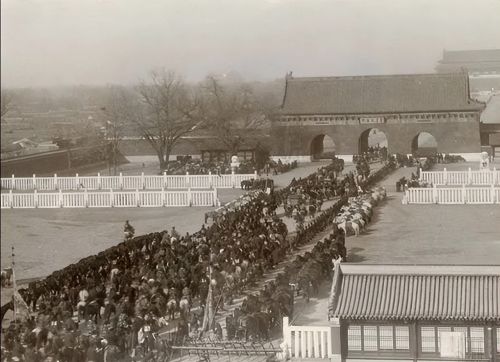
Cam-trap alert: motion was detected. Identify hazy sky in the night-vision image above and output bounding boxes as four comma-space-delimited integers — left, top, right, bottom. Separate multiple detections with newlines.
2, 0, 500, 88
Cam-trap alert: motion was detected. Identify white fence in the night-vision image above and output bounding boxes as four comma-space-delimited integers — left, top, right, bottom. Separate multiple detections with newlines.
282, 317, 333, 359
420, 168, 500, 186
404, 185, 500, 204
0, 171, 258, 191
1, 188, 219, 209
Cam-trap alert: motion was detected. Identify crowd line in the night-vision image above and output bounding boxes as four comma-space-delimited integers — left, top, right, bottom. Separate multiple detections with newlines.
1, 156, 397, 362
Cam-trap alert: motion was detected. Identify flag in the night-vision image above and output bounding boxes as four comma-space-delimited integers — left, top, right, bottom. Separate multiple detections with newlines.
13, 290, 31, 321
201, 267, 214, 332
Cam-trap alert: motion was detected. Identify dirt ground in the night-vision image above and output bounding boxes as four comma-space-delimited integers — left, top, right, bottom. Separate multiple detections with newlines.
0, 162, 332, 283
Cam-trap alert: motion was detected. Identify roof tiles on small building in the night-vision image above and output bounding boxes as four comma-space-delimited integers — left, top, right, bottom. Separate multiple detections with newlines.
329, 264, 500, 322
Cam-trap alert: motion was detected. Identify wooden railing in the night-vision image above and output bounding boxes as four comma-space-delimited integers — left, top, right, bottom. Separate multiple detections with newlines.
1, 188, 219, 209
0, 171, 258, 191
420, 168, 500, 186
282, 317, 333, 359
404, 185, 500, 204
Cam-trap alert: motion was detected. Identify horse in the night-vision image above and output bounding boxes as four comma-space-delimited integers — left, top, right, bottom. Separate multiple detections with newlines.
179, 297, 190, 320
244, 312, 271, 341
166, 298, 177, 320
337, 220, 360, 236
1, 268, 13, 287
1, 300, 13, 323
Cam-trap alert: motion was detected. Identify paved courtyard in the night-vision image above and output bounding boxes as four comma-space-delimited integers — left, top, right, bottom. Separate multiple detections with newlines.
293, 162, 500, 326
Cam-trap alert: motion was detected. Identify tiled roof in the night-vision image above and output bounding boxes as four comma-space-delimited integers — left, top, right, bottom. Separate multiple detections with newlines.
280, 73, 484, 115
440, 49, 500, 63
328, 264, 500, 322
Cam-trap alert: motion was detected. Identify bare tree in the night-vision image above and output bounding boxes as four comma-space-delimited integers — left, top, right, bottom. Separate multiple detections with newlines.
134, 70, 202, 170
200, 76, 270, 154
101, 86, 131, 175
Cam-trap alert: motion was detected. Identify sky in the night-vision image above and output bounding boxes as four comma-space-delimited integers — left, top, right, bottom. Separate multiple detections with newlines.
1, 0, 500, 88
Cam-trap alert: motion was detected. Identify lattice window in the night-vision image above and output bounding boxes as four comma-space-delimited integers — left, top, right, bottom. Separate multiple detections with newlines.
395, 326, 410, 350
421, 327, 436, 352
347, 325, 362, 351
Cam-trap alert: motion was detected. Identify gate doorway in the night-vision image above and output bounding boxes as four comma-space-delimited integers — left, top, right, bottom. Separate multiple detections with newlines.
412, 132, 437, 156
358, 128, 388, 155
310, 135, 336, 160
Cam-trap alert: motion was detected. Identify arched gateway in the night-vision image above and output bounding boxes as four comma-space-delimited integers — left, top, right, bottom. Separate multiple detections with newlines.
412, 132, 438, 156
271, 72, 484, 161
310, 134, 335, 160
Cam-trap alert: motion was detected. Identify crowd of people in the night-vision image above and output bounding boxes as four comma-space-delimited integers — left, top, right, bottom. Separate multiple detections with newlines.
1, 155, 397, 362
162, 158, 298, 176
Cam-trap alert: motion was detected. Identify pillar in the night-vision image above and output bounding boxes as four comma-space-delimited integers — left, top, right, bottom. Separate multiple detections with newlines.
33, 174, 37, 190
141, 172, 145, 190
443, 168, 448, 185
97, 172, 102, 190
136, 188, 140, 207
76, 173, 80, 190
329, 318, 342, 362
187, 187, 192, 207
11, 174, 15, 190
119, 173, 123, 190
54, 174, 58, 190
34, 189, 38, 208
163, 171, 167, 189
231, 170, 236, 188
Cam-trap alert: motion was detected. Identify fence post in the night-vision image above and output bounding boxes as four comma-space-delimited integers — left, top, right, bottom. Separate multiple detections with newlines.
84, 189, 89, 208
33, 174, 37, 190
76, 173, 80, 190
186, 172, 190, 189
34, 189, 39, 208
161, 187, 166, 207
419, 168, 422, 181
110, 189, 114, 207
119, 173, 123, 190
188, 187, 192, 206
9, 190, 13, 208
59, 189, 63, 208
231, 171, 236, 188
163, 172, 167, 189
494, 167, 498, 185
254, 170, 258, 179
212, 187, 218, 206
97, 173, 102, 190
209, 171, 213, 189
491, 185, 496, 204
141, 172, 145, 190
11, 174, 15, 190
54, 174, 58, 190
462, 184, 467, 204
467, 167, 472, 185
433, 184, 438, 204
282, 317, 291, 358
443, 168, 447, 185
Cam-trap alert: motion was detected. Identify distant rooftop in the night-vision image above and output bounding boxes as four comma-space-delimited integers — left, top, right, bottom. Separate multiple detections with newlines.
440, 49, 500, 63
436, 49, 500, 74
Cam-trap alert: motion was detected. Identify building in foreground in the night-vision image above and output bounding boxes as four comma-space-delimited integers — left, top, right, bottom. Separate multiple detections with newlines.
327, 264, 500, 361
